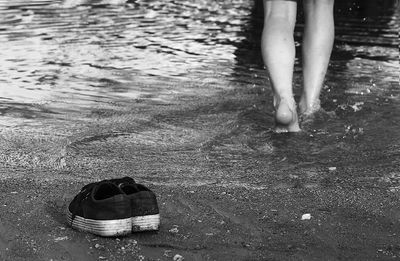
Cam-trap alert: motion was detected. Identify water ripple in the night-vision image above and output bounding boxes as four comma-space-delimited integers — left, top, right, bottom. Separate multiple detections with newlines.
0, 0, 398, 118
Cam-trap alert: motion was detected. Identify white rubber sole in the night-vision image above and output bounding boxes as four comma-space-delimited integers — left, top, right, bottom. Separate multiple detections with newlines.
67, 211, 160, 236
67, 210, 131, 237
132, 214, 160, 232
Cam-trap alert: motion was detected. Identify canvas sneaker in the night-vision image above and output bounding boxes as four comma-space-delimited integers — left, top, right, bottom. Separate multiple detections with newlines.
119, 183, 160, 232
67, 181, 132, 237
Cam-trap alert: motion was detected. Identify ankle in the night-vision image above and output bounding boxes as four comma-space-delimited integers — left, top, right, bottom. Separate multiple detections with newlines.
274, 95, 296, 110
299, 97, 321, 114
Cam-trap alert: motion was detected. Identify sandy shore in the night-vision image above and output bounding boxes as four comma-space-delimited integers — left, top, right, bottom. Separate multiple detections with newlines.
1, 80, 400, 261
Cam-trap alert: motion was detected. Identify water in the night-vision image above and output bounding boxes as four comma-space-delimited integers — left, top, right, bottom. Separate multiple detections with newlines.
0, 0, 399, 172
0, 0, 252, 111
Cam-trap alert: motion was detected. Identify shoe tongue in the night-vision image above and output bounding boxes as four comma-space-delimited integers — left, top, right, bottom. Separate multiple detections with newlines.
93, 182, 121, 200
120, 184, 140, 195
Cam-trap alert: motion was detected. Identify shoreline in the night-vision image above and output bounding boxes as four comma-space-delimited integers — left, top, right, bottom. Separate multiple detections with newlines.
1, 81, 399, 260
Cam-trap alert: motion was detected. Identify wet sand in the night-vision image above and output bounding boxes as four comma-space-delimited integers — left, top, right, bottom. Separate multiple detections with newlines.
1, 78, 400, 260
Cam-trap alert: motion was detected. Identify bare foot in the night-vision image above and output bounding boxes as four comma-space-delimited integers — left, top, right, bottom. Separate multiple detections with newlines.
299, 98, 322, 128
274, 97, 300, 133
299, 98, 321, 116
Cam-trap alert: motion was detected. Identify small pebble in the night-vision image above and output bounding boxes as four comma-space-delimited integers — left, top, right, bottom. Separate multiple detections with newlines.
54, 236, 68, 242
128, 239, 137, 245
164, 250, 172, 257
173, 254, 184, 261
169, 227, 179, 233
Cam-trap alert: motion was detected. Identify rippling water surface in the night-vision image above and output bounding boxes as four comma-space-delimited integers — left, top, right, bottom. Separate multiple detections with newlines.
0, 0, 398, 112
0, 0, 399, 169
0, 0, 254, 109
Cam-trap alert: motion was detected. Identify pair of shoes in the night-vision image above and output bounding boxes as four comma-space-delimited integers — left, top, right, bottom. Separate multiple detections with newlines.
67, 177, 160, 237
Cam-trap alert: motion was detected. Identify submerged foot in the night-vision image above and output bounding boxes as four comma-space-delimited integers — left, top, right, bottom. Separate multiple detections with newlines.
274, 97, 300, 133
299, 98, 321, 116
299, 98, 321, 125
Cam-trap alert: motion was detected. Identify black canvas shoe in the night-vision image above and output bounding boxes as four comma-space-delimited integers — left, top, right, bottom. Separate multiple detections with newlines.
119, 183, 160, 232
67, 181, 131, 237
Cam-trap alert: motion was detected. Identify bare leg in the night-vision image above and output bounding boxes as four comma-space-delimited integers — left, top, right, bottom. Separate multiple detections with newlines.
300, 0, 335, 115
261, 0, 300, 132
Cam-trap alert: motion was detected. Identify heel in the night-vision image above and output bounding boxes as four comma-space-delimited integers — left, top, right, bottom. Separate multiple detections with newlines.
273, 97, 300, 132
